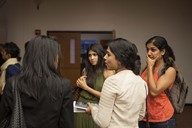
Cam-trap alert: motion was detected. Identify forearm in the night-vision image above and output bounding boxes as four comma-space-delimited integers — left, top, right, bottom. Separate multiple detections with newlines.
77, 75, 102, 98
147, 68, 159, 97
85, 86, 101, 98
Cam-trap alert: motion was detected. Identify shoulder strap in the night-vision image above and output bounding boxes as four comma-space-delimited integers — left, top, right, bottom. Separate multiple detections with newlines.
158, 64, 166, 77
158, 64, 177, 112
10, 77, 27, 128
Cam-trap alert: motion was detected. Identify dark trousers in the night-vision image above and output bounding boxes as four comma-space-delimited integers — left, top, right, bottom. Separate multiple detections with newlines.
139, 117, 176, 128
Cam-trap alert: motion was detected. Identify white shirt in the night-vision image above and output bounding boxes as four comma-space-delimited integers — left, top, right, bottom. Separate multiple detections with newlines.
91, 70, 148, 128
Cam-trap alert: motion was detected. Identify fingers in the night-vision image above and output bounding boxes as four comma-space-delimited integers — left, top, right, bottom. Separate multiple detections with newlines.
76, 79, 81, 87
79, 76, 87, 80
76, 79, 84, 88
76, 82, 79, 87
86, 103, 92, 114
76, 76, 87, 88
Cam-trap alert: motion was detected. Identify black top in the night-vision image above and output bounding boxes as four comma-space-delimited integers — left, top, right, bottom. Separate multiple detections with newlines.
0, 76, 74, 128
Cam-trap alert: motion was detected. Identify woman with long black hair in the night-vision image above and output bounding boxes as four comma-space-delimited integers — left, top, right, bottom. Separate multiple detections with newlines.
0, 35, 74, 128
74, 43, 114, 128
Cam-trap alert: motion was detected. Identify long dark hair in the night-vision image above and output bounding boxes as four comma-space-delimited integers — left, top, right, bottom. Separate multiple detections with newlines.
145, 36, 176, 72
108, 38, 139, 74
19, 35, 64, 101
84, 43, 106, 87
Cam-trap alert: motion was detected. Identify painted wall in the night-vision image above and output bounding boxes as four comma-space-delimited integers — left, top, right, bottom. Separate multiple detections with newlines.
1, 0, 192, 103
0, 4, 6, 43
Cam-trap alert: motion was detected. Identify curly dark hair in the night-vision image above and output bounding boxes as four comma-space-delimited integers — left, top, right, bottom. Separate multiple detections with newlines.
3, 42, 21, 61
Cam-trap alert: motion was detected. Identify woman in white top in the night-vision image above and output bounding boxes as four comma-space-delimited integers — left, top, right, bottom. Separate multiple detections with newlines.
86, 38, 148, 128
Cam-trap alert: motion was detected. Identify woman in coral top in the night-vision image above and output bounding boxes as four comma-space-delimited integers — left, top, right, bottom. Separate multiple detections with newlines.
139, 36, 177, 128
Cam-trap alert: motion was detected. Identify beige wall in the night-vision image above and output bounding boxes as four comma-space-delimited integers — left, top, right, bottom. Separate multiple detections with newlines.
0, 4, 6, 43
0, 0, 192, 103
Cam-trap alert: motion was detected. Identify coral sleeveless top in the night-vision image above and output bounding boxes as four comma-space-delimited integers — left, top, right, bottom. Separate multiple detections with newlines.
141, 69, 174, 122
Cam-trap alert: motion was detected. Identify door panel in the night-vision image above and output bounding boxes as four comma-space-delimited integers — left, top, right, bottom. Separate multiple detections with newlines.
48, 32, 81, 86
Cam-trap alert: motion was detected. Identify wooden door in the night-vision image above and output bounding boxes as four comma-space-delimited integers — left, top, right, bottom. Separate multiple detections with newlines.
48, 32, 81, 86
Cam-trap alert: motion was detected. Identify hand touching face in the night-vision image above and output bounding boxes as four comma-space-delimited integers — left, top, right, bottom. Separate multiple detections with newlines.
146, 54, 159, 68
146, 42, 165, 68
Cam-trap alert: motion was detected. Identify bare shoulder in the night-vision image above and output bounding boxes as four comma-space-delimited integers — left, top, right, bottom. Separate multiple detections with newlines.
161, 66, 177, 81
165, 67, 176, 75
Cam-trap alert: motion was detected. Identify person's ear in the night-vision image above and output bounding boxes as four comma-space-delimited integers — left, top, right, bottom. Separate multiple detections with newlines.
161, 49, 165, 56
6, 53, 11, 59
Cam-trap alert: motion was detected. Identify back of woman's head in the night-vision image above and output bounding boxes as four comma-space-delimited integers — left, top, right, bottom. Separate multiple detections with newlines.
108, 38, 138, 72
145, 36, 175, 67
86, 43, 105, 70
21, 36, 63, 100
23, 35, 60, 77
3, 42, 21, 61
